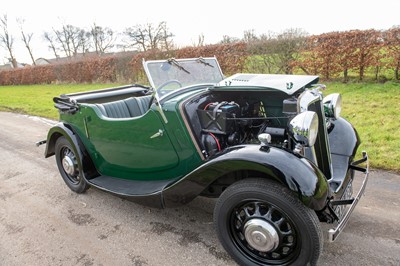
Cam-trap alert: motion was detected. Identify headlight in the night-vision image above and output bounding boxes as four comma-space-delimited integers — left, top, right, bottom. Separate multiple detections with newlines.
323, 93, 342, 119
289, 111, 319, 147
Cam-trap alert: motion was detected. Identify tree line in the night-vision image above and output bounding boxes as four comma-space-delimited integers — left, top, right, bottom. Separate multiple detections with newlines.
1, 12, 399, 83
243, 27, 400, 81
296, 28, 400, 81
0, 42, 247, 85
0, 14, 174, 66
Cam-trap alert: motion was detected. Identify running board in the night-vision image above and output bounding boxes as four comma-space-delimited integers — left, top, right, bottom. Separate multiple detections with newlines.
88, 175, 172, 197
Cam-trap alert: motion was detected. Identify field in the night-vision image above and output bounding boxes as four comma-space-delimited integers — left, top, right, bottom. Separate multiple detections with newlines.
0, 83, 123, 119
0, 82, 398, 172
324, 82, 399, 172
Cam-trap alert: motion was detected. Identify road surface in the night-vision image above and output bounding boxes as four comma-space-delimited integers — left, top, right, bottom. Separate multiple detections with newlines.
0, 111, 399, 265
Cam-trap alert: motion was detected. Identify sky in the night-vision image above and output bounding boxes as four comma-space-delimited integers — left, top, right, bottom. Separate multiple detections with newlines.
1, 0, 400, 64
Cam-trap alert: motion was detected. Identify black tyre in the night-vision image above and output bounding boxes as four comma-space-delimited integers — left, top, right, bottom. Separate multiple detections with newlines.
214, 178, 323, 266
55, 136, 89, 193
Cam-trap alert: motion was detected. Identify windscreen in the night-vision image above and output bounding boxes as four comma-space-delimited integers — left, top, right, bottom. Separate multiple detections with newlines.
144, 57, 224, 90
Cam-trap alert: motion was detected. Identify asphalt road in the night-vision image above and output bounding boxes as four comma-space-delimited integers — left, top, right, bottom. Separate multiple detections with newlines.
0, 111, 399, 266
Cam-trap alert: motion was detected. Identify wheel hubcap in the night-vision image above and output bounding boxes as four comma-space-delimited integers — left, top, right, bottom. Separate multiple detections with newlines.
244, 219, 279, 252
62, 153, 77, 176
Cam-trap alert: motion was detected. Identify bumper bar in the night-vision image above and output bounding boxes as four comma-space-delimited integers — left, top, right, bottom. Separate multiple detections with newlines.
328, 151, 369, 242
36, 140, 47, 147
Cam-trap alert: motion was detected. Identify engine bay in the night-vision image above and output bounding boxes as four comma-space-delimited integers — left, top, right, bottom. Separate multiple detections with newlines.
184, 91, 296, 157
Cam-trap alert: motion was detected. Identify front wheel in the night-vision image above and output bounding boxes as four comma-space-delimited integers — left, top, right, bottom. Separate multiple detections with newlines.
55, 136, 89, 193
214, 178, 323, 266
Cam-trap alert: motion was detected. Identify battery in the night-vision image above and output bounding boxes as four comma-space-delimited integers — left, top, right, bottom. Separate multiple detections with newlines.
198, 102, 240, 135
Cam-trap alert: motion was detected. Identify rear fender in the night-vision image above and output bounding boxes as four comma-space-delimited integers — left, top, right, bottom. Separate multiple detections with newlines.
45, 123, 98, 179
163, 145, 329, 210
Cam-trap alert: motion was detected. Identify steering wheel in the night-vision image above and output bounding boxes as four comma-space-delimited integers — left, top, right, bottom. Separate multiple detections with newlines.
156, 80, 182, 96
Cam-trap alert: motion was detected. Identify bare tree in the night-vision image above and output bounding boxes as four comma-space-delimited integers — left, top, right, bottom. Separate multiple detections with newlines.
90, 23, 115, 54
77, 29, 91, 54
246, 32, 280, 73
123, 21, 174, 52
43, 24, 90, 59
243, 29, 258, 43
146, 23, 158, 50
18, 18, 35, 65
53, 25, 72, 57
124, 25, 146, 51
274, 28, 308, 74
220, 35, 240, 44
53, 24, 88, 58
196, 33, 205, 47
0, 14, 17, 67
158, 22, 174, 51
43, 31, 60, 59
245, 29, 308, 74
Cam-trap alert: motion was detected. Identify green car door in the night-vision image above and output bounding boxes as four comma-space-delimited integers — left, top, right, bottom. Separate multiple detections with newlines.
84, 108, 179, 180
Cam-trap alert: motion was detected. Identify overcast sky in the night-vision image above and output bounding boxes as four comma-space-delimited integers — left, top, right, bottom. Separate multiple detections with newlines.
2, 0, 400, 64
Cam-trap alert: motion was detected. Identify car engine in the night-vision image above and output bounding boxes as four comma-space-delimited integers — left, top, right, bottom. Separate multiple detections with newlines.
191, 95, 290, 157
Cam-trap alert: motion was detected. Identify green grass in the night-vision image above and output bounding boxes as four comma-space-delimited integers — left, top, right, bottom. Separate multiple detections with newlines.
0, 84, 122, 120
0, 82, 399, 172
325, 81, 400, 172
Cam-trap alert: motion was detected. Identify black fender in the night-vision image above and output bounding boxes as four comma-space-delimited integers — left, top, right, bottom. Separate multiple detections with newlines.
44, 123, 98, 179
327, 117, 361, 194
329, 117, 360, 157
162, 145, 329, 210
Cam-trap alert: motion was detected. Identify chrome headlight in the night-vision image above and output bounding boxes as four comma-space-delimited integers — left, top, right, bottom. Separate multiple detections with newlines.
289, 111, 319, 147
323, 93, 342, 119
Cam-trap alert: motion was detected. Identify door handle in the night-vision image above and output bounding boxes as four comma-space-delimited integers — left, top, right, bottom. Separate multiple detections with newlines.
150, 129, 164, 139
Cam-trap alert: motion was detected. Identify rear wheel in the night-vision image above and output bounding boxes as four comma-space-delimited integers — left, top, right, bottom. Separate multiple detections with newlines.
55, 136, 89, 193
214, 178, 323, 266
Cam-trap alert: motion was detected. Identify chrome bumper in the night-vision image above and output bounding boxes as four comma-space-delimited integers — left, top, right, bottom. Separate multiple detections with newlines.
328, 151, 369, 242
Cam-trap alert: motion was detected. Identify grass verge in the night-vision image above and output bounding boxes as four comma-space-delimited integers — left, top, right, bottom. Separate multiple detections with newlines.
325, 82, 399, 172
0, 84, 122, 119
0, 82, 398, 172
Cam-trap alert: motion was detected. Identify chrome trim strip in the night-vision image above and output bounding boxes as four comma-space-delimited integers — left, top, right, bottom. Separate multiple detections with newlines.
142, 58, 156, 89
328, 151, 369, 242
298, 89, 333, 179
298, 90, 321, 113
83, 116, 90, 139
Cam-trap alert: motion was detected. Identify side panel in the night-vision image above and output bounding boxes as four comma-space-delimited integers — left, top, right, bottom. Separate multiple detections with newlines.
44, 123, 165, 208
62, 101, 204, 182
162, 145, 329, 211
79, 106, 180, 179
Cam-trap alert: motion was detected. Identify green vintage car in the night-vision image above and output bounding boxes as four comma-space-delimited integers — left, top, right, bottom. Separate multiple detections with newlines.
39, 57, 369, 265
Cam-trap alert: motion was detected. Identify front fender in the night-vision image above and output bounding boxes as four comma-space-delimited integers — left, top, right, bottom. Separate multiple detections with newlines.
329, 117, 360, 157
163, 145, 329, 210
